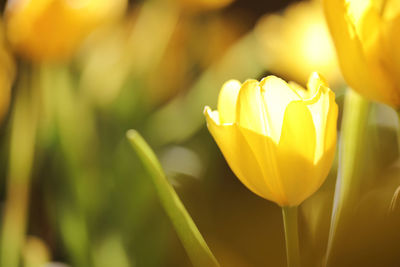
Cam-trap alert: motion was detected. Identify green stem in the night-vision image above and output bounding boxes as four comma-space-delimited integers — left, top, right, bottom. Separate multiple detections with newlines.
126, 130, 220, 267
0, 66, 39, 267
51, 64, 93, 267
390, 110, 400, 213
396, 110, 400, 154
325, 89, 370, 266
282, 206, 301, 267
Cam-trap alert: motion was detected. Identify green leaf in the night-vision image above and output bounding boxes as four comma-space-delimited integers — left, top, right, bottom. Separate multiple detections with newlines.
126, 130, 220, 267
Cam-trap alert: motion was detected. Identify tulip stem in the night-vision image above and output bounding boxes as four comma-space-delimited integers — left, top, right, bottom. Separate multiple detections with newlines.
0, 65, 39, 267
325, 89, 370, 266
282, 206, 301, 267
396, 110, 400, 154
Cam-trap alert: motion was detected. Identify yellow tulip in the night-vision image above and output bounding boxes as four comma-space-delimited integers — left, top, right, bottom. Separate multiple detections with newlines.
255, 0, 343, 88
5, 0, 127, 62
0, 20, 15, 124
204, 73, 338, 206
177, 0, 234, 11
323, 0, 400, 107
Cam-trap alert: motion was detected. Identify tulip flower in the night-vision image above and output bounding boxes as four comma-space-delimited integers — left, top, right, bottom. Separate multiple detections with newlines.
204, 72, 338, 207
4, 0, 127, 61
323, 0, 400, 107
0, 20, 15, 123
255, 0, 343, 88
177, 0, 234, 11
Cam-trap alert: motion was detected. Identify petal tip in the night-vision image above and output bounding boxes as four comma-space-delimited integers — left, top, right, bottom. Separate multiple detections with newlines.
260, 75, 288, 88
222, 79, 242, 88
204, 106, 221, 126
308, 72, 328, 89
203, 106, 211, 115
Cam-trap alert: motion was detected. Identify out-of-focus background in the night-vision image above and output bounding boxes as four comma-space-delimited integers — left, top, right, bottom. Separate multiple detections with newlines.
0, 0, 400, 266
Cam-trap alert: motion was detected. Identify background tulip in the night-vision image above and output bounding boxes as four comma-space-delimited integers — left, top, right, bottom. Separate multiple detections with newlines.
4, 0, 127, 61
255, 0, 343, 88
177, 0, 234, 11
323, 0, 400, 107
204, 72, 338, 207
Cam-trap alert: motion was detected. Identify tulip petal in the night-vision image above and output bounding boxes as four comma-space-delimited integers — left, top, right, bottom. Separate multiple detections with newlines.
310, 88, 338, 161
381, 0, 400, 20
307, 72, 328, 97
323, 0, 399, 106
323, 91, 338, 152
260, 76, 301, 143
304, 73, 338, 162
309, 89, 338, 189
381, 7, 400, 92
308, 145, 337, 208
236, 80, 268, 136
323, 0, 370, 91
217, 80, 241, 124
305, 87, 337, 197
277, 100, 317, 206
204, 107, 274, 201
238, 126, 286, 205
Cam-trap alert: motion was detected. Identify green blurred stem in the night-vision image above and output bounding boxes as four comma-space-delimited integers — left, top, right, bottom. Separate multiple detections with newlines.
325, 89, 370, 266
395, 110, 400, 212
396, 110, 400, 154
1, 67, 39, 267
50, 64, 94, 267
126, 130, 220, 267
282, 206, 300, 267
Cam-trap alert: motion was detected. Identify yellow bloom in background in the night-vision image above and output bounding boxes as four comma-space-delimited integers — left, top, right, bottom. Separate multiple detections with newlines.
255, 0, 343, 88
5, 0, 127, 62
204, 73, 338, 206
0, 19, 15, 123
177, 0, 234, 11
323, 0, 400, 107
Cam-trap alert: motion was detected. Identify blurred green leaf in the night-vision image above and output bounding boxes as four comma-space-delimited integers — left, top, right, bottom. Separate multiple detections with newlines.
126, 130, 219, 267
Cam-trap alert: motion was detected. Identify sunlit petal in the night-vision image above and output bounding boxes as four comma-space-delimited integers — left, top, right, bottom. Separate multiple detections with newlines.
276, 100, 316, 206
260, 76, 300, 143
217, 80, 241, 124
236, 80, 268, 135
204, 107, 274, 200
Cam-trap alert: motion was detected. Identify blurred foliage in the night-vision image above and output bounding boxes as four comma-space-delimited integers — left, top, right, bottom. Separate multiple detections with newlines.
0, 0, 399, 267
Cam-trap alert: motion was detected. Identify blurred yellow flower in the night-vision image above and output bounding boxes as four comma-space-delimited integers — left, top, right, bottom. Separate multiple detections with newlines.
148, 13, 246, 105
5, 0, 127, 62
255, 0, 343, 88
204, 73, 338, 206
177, 0, 234, 11
323, 0, 400, 107
23, 236, 50, 267
0, 20, 15, 123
